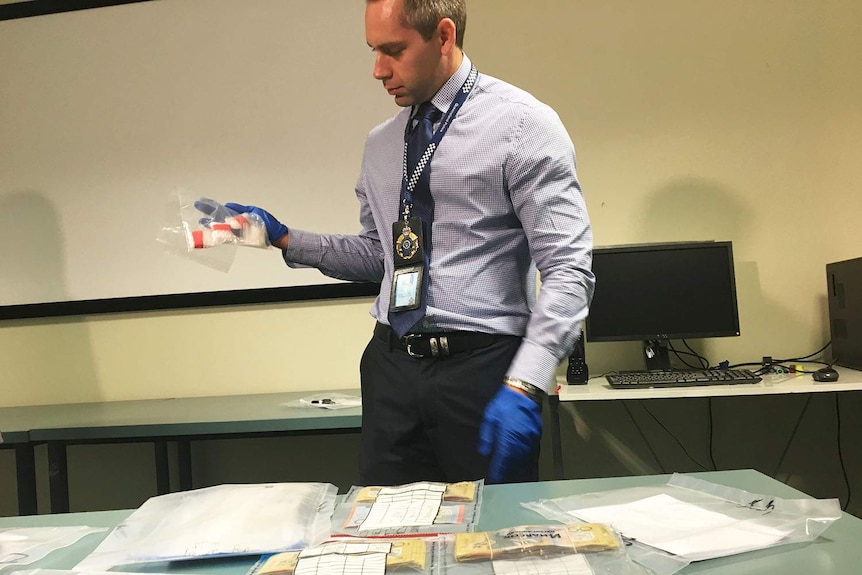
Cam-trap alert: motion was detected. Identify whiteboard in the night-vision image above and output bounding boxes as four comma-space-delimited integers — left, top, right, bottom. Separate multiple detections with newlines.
0, 0, 393, 315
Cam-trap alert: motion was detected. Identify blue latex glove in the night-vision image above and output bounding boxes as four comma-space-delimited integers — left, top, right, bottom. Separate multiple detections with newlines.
224, 202, 289, 245
194, 197, 234, 230
478, 385, 542, 484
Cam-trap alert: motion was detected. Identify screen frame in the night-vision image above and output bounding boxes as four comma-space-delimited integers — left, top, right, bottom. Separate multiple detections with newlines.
585, 240, 741, 343
1, 0, 387, 321
0, 282, 381, 321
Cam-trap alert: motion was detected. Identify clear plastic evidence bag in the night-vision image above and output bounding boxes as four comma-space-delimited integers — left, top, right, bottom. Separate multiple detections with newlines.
330, 480, 484, 537
74, 482, 337, 571
522, 473, 841, 575
248, 522, 650, 575
156, 191, 269, 272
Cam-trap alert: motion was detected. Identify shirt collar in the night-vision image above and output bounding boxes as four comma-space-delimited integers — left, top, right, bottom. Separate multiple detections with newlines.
413, 54, 473, 119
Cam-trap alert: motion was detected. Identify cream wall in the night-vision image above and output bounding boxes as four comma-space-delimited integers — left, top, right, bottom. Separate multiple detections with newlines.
1, 0, 861, 514
2, 0, 860, 405
468, 0, 862, 372
0, 300, 374, 406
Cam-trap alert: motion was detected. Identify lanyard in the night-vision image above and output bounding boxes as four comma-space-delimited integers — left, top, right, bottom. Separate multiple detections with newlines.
400, 65, 479, 221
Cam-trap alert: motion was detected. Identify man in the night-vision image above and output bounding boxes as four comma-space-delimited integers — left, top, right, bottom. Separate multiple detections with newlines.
224, 0, 593, 485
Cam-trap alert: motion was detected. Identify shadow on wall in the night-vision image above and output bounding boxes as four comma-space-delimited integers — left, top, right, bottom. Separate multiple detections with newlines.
0, 191, 69, 306
0, 191, 100, 513
587, 177, 808, 372
632, 177, 756, 246
589, 177, 840, 498
632, 176, 808, 364
569, 178, 834, 482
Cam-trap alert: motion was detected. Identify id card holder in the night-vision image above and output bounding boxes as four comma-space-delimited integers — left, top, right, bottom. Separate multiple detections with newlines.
390, 217, 425, 312
390, 265, 424, 311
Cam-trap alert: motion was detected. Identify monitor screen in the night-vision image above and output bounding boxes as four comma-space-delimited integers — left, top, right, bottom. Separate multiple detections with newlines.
585, 241, 741, 343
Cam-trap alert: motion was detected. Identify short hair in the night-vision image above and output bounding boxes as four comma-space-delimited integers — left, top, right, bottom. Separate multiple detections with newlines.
369, 0, 467, 48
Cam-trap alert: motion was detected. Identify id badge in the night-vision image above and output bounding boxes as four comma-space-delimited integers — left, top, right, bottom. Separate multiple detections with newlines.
392, 217, 425, 267
390, 265, 423, 311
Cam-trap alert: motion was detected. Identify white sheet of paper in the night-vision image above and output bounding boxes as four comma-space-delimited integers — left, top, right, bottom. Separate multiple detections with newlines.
294, 553, 386, 575
492, 554, 594, 575
569, 493, 790, 561
358, 483, 445, 531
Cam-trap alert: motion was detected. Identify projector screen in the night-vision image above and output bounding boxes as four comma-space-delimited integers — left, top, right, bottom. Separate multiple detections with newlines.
0, 0, 393, 318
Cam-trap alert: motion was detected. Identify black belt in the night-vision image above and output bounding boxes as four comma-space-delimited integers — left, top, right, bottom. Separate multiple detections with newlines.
374, 322, 503, 359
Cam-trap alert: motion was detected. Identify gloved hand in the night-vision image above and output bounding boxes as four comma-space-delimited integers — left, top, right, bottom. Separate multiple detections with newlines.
478, 385, 542, 484
193, 197, 234, 229
224, 202, 289, 246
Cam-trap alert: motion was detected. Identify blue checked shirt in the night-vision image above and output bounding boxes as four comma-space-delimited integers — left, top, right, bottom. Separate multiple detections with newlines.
284, 55, 594, 393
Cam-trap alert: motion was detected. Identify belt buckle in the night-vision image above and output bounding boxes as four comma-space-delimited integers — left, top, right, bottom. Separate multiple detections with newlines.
403, 334, 449, 358
403, 334, 426, 358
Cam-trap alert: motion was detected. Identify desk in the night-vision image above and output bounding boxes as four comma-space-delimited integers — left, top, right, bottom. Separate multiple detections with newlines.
558, 365, 862, 402
554, 366, 862, 501
0, 410, 37, 516
4, 390, 570, 516
1, 389, 362, 515
1, 470, 860, 574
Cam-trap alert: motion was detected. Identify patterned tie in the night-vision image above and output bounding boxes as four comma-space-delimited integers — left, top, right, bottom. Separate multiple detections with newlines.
389, 102, 441, 337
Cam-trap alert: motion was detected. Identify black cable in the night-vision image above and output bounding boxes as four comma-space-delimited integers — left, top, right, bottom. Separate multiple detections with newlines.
770, 363, 822, 375
707, 397, 717, 471
668, 347, 701, 369
622, 401, 666, 473
772, 394, 813, 480
682, 339, 710, 369
835, 393, 851, 511
782, 341, 833, 363
726, 341, 833, 371
640, 402, 711, 471
668, 340, 708, 369
724, 361, 768, 370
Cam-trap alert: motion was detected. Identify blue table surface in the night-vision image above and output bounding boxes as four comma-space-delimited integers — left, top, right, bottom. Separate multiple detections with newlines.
1, 469, 860, 575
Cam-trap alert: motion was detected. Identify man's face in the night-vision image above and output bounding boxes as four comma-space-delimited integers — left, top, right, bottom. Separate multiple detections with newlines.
366, 0, 442, 107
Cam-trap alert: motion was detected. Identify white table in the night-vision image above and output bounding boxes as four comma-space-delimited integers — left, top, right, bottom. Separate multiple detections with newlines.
558, 365, 862, 401
553, 365, 862, 483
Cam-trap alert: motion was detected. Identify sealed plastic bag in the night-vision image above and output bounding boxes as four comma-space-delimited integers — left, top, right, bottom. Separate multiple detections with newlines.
330, 481, 483, 537
184, 196, 269, 250
250, 538, 434, 575
74, 482, 337, 571
0, 527, 106, 569
156, 190, 268, 272
523, 473, 841, 575
17, 571, 170, 575
438, 523, 651, 575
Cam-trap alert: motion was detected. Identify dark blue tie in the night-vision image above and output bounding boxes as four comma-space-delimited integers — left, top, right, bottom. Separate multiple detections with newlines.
389, 102, 440, 337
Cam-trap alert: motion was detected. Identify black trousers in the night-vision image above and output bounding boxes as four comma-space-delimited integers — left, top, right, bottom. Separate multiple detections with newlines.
358, 325, 540, 485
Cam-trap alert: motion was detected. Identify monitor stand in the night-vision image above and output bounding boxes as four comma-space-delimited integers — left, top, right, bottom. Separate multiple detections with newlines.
642, 339, 671, 370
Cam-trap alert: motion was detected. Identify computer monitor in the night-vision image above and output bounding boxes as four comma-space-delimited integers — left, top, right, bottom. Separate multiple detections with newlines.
585, 241, 741, 370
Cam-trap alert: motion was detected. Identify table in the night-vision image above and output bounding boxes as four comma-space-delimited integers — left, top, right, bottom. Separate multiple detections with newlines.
0, 411, 37, 516
558, 365, 862, 402
1, 469, 860, 574
554, 365, 862, 475
3, 390, 569, 516
1, 389, 363, 515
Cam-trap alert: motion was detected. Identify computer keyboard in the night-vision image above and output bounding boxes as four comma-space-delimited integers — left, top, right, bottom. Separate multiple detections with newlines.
606, 368, 762, 389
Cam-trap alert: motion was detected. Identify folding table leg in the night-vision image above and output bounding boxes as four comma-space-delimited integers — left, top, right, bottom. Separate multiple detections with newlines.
47, 442, 70, 513
15, 444, 37, 515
